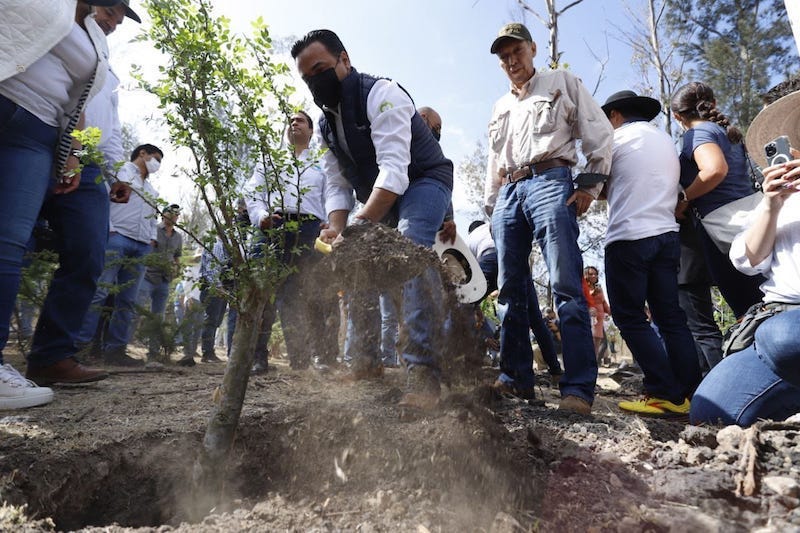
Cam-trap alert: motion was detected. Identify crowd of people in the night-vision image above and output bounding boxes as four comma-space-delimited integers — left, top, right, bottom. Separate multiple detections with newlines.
1, 5, 799, 428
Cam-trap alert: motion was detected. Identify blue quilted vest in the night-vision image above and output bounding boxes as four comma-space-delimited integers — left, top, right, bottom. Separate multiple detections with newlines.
319, 69, 453, 207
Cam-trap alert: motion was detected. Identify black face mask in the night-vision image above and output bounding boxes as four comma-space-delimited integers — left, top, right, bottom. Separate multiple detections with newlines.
432, 130, 441, 142
307, 67, 342, 109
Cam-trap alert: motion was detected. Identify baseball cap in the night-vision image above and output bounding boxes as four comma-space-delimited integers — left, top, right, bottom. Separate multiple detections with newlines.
163, 204, 181, 215
118, 0, 142, 23
490, 23, 533, 54
86, 0, 141, 23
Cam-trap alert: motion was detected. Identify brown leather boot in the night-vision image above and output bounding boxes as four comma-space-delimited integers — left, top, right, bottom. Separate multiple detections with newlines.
26, 357, 108, 386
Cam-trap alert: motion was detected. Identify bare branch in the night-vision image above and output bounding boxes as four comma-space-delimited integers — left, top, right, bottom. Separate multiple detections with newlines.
517, 0, 549, 27
583, 32, 610, 97
557, 0, 585, 16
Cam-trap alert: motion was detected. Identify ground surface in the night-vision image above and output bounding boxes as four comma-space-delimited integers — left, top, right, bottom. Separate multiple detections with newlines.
1, 344, 799, 532
2, 225, 799, 532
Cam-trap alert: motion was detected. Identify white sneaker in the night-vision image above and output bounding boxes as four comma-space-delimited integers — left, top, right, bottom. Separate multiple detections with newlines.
0, 363, 54, 410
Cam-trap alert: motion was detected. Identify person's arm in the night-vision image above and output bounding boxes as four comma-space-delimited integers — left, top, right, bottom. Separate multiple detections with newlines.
356, 80, 414, 222
55, 113, 86, 195
741, 155, 800, 266
173, 236, 183, 274
683, 142, 728, 201
320, 209, 350, 245
484, 102, 507, 217
319, 142, 354, 244
566, 73, 613, 216
104, 70, 125, 173
321, 141, 355, 220
600, 289, 611, 315
242, 163, 272, 229
149, 186, 159, 244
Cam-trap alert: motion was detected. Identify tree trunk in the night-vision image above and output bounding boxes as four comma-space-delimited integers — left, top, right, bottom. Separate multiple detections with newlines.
647, 0, 670, 133
190, 282, 269, 515
547, 0, 559, 68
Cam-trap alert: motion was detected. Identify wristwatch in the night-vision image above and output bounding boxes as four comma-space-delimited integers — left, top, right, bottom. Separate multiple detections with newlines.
678, 189, 689, 202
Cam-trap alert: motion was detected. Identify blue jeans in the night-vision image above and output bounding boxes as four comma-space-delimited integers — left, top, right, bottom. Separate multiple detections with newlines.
0, 95, 58, 363
478, 250, 499, 294
77, 233, 151, 352
252, 216, 323, 366
348, 178, 450, 373
527, 277, 562, 374
605, 232, 701, 403
137, 277, 171, 357
200, 289, 227, 357
491, 167, 595, 399
691, 308, 800, 426
379, 291, 399, 366
479, 250, 560, 373
28, 165, 110, 368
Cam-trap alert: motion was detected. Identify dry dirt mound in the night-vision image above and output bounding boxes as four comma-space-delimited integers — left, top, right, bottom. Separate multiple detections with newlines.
1, 349, 800, 532
3, 226, 799, 531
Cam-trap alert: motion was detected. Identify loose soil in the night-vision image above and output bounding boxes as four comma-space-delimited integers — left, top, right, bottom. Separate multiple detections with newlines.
2, 225, 799, 532
2, 349, 800, 532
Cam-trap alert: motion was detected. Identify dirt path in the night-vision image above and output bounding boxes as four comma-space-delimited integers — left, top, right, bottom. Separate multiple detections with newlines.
1, 342, 799, 532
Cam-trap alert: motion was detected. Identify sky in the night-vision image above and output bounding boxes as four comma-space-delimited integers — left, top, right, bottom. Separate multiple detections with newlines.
108, 0, 649, 228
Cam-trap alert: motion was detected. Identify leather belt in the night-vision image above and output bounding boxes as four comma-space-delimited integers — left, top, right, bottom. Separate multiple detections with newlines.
503, 158, 571, 184
275, 212, 320, 222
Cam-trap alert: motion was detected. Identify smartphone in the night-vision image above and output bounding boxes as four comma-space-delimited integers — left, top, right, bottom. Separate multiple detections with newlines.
764, 135, 792, 166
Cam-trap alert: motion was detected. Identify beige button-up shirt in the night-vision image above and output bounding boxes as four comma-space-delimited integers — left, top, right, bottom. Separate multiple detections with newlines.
484, 69, 613, 212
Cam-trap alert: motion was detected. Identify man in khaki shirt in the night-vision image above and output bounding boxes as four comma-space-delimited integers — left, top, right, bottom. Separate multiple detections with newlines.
485, 23, 613, 414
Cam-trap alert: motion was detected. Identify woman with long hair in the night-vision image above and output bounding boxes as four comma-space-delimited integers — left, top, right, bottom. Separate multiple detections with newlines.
670, 82, 764, 317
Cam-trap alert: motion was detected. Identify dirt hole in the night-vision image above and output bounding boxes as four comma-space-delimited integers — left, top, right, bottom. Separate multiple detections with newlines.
6, 389, 554, 531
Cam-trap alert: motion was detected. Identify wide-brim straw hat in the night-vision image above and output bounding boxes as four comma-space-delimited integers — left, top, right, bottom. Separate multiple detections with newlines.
746, 90, 800, 167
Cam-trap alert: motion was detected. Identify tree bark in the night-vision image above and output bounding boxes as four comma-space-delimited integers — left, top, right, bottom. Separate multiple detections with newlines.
190, 282, 269, 515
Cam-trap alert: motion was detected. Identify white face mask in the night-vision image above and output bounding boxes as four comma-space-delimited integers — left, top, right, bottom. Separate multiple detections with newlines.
145, 157, 161, 174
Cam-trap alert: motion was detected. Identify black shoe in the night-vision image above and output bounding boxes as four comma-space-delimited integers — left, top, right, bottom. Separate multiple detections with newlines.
103, 349, 145, 367
251, 360, 268, 374
201, 353, 223, 363
177, 354, 196, 367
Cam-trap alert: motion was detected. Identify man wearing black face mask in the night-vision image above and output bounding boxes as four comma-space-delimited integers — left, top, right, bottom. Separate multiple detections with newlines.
292, 30, 454, 410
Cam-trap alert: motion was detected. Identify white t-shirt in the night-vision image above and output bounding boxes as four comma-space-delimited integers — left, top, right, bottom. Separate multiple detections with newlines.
466, 223, 495, 259
605, 120, 681, 246
730, 193, 800, 303
0, 22, 96, 127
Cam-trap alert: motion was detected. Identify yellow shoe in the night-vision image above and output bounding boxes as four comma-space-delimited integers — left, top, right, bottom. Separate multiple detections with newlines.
618, 396, 690, 418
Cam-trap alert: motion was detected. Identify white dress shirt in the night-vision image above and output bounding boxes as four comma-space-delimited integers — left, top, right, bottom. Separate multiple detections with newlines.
320, 78, 415, 215
467, 223, 496, 259
83, 67, 124, 172
730, 193, 800, 303
109, 161, 159, 244
605, 120, 681, 246
244, 148, 328, 225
